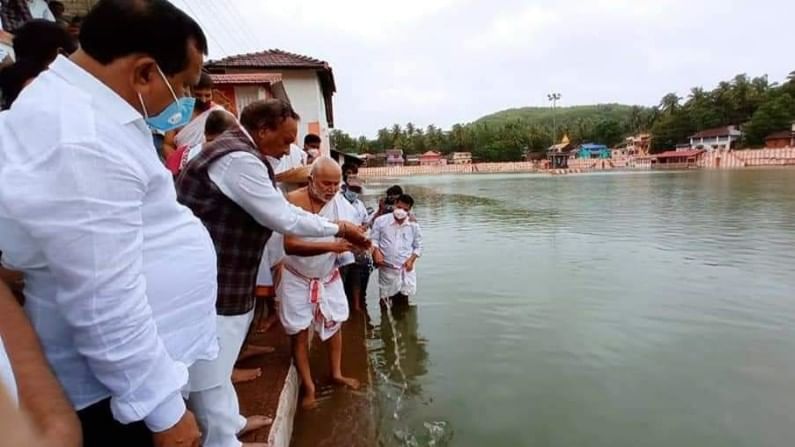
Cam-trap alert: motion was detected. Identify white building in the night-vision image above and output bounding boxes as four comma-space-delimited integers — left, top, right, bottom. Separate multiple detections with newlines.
206, 49, 336, 155
688, 125, 743, 151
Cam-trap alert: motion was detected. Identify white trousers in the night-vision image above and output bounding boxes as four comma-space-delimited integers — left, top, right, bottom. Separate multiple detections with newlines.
188, 309, 255, 447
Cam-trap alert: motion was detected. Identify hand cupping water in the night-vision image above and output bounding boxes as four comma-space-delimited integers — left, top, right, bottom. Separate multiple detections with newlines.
337, 220, 371, 250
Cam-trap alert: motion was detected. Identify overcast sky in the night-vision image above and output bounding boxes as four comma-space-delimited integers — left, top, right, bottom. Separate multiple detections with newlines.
170, 0, 795, 137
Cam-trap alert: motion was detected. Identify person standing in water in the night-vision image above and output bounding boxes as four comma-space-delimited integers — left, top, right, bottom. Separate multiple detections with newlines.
372, 194, 423, 307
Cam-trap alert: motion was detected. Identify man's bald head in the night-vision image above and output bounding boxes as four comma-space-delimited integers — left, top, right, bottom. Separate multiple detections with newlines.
310, 156, 342, 177
308, 156, 342, 203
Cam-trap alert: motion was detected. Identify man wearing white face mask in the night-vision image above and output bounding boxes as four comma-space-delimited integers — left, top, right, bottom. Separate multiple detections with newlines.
372, 194, 423, 307
0, 1, 215, 446
303, 133, 322, 163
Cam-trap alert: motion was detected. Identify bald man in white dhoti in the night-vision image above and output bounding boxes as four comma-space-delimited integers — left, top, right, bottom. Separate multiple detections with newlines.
277, 157, 367, 409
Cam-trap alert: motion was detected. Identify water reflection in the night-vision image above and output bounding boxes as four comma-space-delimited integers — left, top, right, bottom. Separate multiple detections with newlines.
368, 302, 451, 446
393, 170, 795, 447
303, 170, 795, 447
376, 303, 429, 395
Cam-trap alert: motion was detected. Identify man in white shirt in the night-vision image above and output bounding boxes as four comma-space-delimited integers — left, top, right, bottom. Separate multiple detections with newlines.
241, 141, 309, 383
239, 141, 308, 382
0, 282, 81, 447
175, 99, 368, 447
0, 1, 214, 446
372, 194, 423, 307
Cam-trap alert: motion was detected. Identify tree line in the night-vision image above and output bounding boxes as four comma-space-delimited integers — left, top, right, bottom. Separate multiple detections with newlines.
331, 71, 795, 162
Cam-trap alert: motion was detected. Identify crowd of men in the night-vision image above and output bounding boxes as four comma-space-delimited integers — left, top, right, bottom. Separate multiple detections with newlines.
0, 1, 423, 446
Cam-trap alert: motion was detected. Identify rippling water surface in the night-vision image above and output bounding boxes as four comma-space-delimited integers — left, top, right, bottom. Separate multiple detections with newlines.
300, 169, 795, 447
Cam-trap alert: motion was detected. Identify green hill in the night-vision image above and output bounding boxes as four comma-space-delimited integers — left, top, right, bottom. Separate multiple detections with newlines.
476, 103, 643, 128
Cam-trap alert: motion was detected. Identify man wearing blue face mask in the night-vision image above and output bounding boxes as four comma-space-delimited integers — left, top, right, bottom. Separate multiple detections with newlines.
0, 1, 220, 446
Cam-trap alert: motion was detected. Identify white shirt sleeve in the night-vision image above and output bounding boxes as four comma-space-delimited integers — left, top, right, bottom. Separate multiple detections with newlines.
371, 216, 384, 247
10, 142, 188, 431
208, 152, 340, 237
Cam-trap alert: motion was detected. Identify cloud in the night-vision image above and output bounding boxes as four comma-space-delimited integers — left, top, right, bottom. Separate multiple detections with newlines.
171, 0, 795, 137
240, 0, 460, 41
467, 5, 562, 51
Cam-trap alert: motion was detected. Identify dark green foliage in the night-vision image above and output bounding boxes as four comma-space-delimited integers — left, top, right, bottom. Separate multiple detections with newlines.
330, 71, 795, 160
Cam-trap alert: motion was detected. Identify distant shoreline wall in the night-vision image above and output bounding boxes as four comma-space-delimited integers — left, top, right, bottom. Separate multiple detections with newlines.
700, 148, 795, 168
358, 162, 538, 178
358, 148, 795, 178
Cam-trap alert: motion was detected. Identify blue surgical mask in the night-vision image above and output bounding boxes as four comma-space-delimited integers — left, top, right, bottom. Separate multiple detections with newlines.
343, 189, 359, 203
138, 65, 195, 132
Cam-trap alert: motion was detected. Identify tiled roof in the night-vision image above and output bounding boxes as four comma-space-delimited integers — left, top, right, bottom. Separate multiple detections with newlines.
690, 126, 740, 139
765, 130, 793, 140
207, 49, 328, 69
655, 149, 704, 159
209, 73, 282, 85
206, 49, 336, 128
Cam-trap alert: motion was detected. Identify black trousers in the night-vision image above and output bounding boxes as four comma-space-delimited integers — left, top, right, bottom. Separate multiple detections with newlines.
78, 398, 154, 447
341, 263, 373, 307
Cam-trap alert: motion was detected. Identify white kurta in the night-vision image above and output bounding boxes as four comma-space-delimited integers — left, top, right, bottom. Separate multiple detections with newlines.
277, 195, 357, 340
371, 214, 423, 299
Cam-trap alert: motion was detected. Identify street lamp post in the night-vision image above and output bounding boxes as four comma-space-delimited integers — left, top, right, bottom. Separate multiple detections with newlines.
547, 92, 561, 143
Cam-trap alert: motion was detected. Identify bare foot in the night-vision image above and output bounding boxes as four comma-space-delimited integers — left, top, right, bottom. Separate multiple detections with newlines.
332, 375, 360, 390
239, 344, 276, 361
238, 415, 273, 436
301, 384, 318, 410
232, 367, 261, 384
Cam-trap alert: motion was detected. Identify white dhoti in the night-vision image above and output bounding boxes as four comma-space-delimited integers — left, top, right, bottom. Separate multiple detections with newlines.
276, 195, 354, 340
278, 263, 348, 341
378, 264, 417, 299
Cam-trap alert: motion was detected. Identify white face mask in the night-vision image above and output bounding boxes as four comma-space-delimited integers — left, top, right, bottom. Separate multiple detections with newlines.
393, 208, 409, 220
